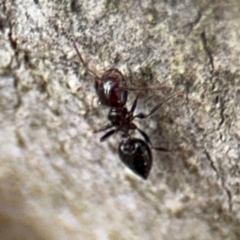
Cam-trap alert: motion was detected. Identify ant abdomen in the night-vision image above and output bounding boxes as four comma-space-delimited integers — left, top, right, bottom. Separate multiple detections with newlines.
118, 138, 152, 179
95, 68, 128, 107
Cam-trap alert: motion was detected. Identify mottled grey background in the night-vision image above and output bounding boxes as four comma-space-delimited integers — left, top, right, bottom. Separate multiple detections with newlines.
0, 0, 240, 239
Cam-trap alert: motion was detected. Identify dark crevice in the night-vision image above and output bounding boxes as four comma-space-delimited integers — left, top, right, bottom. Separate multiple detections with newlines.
70, 0, 81, 13
8, 21, 17, 51
200, 31, 228, 132
204, 147, 233, 212
219, 164, 233, 213
185, 11, 202, 35
225, 187, 233, 212
218, 96, 226, 128
1, 0, 7, 12
200, 31, 215, 92
13, 74, 22, 110
200, 31, 214, 73
204, 147, 218, 178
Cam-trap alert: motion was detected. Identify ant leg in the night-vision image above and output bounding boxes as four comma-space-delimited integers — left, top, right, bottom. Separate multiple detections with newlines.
100, 129, 116, 142
152, 146, 170, 152
130, 93, 140, 114
94, 123, 113, 133
133, 91, 182, 119
137, 127, 152, 145
131, 123, 151, 145
71, 37, 100, 79
133, 124, 171, 152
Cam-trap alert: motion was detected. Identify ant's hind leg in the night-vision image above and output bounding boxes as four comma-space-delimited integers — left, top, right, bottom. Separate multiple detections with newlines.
152, 146, 170, 152
136, 127, 152, 146
134, 125, 171, 152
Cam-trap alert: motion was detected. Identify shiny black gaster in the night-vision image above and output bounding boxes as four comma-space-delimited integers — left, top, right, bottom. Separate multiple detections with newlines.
118, 138, 152, 179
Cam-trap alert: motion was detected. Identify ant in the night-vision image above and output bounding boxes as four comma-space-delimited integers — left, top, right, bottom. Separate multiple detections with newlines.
71, 38, 177, 179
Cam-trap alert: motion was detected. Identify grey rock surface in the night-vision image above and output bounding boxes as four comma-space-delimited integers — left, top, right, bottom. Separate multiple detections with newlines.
0, 0, 240, 239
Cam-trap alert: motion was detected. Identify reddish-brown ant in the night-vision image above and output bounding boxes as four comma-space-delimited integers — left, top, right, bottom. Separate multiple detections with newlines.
71, 38, 178, 179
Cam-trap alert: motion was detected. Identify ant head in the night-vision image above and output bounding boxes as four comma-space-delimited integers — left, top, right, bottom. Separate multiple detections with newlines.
95, 68, 128, 107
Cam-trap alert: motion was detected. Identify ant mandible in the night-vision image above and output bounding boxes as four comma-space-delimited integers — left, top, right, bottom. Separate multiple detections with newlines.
71, 38, 176, 179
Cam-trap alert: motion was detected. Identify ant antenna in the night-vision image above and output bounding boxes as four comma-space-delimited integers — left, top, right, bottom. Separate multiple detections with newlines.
133, 90, 183, 119
71, 37, 100, 79
120, 79, 170, 92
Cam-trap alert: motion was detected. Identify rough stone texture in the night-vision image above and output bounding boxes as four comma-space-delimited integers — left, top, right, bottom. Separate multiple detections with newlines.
0, 0, 240, 239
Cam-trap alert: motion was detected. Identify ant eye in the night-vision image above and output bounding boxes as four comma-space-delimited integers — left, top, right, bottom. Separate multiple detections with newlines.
118, 139, 152, 179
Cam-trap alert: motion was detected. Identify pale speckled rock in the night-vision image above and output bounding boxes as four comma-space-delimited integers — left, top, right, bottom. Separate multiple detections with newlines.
0, 0, 240, 239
